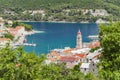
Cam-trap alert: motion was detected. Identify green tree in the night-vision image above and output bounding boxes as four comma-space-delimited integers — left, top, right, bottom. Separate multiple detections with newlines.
0, 45, 100, 80
4, 33, 14, 40
40, 63, 85, 80
85, 73, 99, 80
98, 22, 120, 80
0, 45, 45, 79
12, 21, 33, 31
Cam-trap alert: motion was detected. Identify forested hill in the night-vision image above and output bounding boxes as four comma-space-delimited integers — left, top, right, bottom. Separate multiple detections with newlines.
0, 0, 104, 10
0, 0, 119, 10
0, 0, 120, 22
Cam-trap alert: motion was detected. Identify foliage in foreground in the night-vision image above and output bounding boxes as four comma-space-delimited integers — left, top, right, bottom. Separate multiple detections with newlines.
99, 22, 120, 80
0, 45, 98, 80
0, 45, 44, 79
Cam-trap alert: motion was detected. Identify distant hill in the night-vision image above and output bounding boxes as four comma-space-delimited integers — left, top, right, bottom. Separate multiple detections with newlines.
0, 0, 120, 22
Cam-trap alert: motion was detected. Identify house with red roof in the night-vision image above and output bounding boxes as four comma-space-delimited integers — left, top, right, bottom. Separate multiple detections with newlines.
58, 56, 80, 68
74, 53, 87, 62
88, 40, 100, 48
7, 26, 25, 41
0, 38, 11, 46
86, 48, 101, 62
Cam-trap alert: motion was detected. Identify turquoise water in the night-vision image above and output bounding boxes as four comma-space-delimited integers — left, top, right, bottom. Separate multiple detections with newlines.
24, 22, 98, 55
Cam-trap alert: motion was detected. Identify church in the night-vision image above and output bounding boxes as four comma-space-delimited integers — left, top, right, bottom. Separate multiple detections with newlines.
76, 29, 82, 49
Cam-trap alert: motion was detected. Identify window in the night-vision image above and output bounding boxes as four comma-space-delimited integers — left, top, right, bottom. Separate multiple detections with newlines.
80, 59, 81, 61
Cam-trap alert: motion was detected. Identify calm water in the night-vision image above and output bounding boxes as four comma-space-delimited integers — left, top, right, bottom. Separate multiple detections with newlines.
24, 22, 99, 55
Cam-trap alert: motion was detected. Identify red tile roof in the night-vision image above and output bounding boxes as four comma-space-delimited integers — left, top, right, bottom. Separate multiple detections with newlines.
63, 49, 73, 53
0, 30, 6, 33
16, 26, 24, 30
8, 26, 24, 31
8, 26, 24, 36
74, 54, 87, 58
93, 54, 101, 59
0, 21, 4, 24
59, 56, 78, 62
48, 58, 55, 62
0, 38, 10, 41
49, 51, 59, 56
88, 41, 100, 48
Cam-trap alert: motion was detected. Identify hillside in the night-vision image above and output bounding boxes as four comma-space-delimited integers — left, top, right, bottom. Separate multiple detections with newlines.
0, 0, 120, 22
0, 0, 105, 10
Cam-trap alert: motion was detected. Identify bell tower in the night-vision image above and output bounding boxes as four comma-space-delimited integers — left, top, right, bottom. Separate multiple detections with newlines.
76, 29, 82, 49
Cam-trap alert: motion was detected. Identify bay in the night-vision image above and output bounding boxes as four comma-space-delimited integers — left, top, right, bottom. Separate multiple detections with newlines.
23, 22, 98, 55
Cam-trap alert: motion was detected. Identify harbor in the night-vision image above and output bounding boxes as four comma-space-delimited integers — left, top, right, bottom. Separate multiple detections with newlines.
46, 29, 100, 74
24, 22, 98, 54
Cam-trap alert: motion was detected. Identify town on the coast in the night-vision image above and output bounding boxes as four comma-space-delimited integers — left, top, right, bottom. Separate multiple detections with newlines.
46, 29, 101, 75
0, 17, 101, 75
0, 17, 36, 48
0, 0, 120, 79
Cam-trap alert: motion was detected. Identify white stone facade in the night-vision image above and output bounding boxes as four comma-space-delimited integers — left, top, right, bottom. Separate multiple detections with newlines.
76, 30, 82, 49
80, 62, 98, 75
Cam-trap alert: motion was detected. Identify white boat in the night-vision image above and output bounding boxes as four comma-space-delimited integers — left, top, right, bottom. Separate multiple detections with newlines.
88, 35, 99, 40
23, 43, 36, 46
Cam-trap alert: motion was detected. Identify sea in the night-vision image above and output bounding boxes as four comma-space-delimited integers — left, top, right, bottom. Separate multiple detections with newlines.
23, 22, 99, 55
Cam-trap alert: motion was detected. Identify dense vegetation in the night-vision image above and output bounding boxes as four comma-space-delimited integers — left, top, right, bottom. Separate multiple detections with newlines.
0, 0, 120, 22
99, 22, 120, 80
12, 21, 33, 31
0, 45, 98, 80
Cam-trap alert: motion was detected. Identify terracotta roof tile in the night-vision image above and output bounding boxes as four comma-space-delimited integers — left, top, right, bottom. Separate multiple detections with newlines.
59, 56, 78, 62
88, 41, 100, 48
63, 48, 74, 54
48, 58, 55, 61
0, 38, 10, 41
74, 54, 87, 58
50, 51, 59, 56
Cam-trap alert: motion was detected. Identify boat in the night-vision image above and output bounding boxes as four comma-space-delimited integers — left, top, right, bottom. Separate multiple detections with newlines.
23, 43, 36, 46
88, 35, 99, 40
